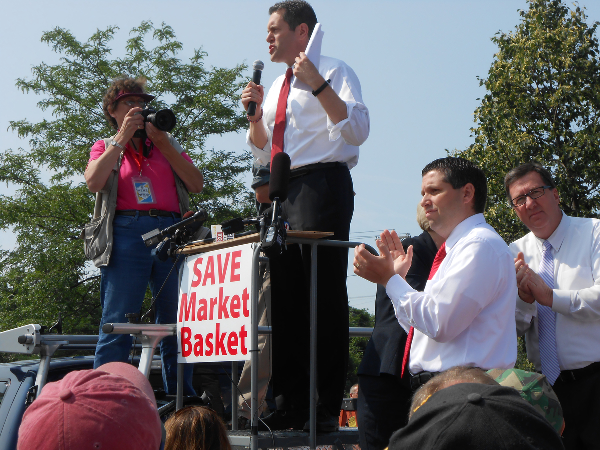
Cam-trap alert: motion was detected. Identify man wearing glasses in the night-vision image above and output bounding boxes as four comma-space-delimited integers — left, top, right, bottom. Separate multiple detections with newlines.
505, 162, 600, 450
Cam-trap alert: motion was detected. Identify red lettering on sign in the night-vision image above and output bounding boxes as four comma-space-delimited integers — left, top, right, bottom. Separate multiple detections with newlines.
209, 297, 217, 320
242, 288, 250, 318
218, 252, 230, 284
203, 256, 215, 286
215, 322, 226, 355
181, 327, 192, 357
230, 250, 242, 282
197, 298, 208, 321
178, 293, 196, 322
239, 325, 248, 355
205, 333, 214, 356
227, 332, 238, 355
230, 295, 240, 318
218, 287, 230, 319
193, 334, 203, 356
191, 257, 203, 288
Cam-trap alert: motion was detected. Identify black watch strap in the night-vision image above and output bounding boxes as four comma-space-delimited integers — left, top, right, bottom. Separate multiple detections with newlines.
312, 79, 331, 97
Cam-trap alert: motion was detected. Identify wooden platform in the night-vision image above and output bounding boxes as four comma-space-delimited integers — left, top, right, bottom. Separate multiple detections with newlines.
180, 231, 334, 255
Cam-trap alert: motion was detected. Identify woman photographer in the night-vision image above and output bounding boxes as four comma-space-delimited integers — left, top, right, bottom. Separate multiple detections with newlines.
85, 77, 203, 394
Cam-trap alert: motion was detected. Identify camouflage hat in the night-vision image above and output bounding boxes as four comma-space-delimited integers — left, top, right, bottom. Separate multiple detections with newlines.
488, 368, 564, 434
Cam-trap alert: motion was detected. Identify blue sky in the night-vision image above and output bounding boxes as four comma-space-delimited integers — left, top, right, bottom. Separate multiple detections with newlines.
2, 0, 600, 313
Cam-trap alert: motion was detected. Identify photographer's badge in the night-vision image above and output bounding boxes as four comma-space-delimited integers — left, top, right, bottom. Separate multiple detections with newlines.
132, 176, 156, 204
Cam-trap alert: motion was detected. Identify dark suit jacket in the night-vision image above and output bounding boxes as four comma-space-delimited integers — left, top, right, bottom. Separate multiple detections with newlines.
357, 231, 438, 380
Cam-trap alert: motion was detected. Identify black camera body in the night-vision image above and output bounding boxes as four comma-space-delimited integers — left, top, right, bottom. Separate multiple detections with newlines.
133, 107, 177, 138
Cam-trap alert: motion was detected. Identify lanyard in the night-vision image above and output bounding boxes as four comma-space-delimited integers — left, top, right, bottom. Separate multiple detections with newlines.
130, 145, 144, 176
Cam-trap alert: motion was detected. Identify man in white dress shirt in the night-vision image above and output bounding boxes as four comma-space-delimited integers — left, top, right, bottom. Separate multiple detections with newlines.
505, 161, 600, 450
240, 0, 369, 431
354, 157, 517, 392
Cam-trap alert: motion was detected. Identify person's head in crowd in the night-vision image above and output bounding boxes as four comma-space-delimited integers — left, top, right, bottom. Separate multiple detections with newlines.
488, 368, 565, 436
102, 76, 155, 130
267, 1, 317, 66
416, 203, 445, 248
504, 161, 561, 240
390, 378, 565, 450
165, 406, 231, 450
420, 157, 487, 239
349, 383, 359, 399
409, 366, 497, 419
17, 362, 162, 450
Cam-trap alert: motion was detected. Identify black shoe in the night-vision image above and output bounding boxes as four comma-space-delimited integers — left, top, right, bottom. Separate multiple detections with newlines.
303, 409, 339, 433
258, 410, 307, 431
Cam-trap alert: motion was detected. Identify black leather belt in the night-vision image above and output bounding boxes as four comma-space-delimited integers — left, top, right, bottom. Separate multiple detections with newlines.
289, 161, 348, 179
116, 209, 181, 218
410, 371, 440, 391
558, 361, 600, 383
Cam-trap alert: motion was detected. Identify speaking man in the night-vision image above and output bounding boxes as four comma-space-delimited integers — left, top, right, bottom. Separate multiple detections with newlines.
354, 157, 517, 395
240, 0, 369, 432
505, 162, 600, 450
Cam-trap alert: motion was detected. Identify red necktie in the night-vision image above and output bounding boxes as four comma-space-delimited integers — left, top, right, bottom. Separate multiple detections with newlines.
270, 68, 293, 168
401, 242, 447, 378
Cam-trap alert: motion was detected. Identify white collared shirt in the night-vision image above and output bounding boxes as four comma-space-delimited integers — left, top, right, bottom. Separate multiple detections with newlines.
247, 56, 370, 170
386, 213, 518, 373
510, 213, 600, 371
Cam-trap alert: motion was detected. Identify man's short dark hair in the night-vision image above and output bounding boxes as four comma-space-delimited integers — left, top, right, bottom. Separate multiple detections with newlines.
422, 157, 488, 213
269, 1, 318, 37
504, 162, 556, 203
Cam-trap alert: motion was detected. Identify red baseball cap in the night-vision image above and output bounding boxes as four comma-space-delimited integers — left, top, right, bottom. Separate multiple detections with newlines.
114, 90, 155, 103
17, 362, 162, 450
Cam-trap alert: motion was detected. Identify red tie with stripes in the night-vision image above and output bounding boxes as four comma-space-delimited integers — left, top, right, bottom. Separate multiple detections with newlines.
270, 67, 293, 168
400, 242, 447, 378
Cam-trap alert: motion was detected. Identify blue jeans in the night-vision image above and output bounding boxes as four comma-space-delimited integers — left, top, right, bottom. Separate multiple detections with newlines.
94, 213, 195, 395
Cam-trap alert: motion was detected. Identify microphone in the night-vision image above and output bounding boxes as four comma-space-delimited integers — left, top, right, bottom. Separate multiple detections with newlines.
269, 152, 291, 202
247, 60, 264, 117
142, 209, 208, 247
262, 152, 291, 257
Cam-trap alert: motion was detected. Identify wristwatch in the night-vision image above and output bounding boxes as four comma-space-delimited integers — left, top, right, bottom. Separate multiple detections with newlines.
110, 139, 125, 150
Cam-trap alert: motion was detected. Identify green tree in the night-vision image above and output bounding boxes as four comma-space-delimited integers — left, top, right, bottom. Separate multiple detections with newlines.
346, 305, 375, 394
455, 0, 600, 244
0, 22, 254, 335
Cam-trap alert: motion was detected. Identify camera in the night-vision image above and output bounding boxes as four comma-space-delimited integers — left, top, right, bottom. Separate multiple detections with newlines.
133, 107, 177, 138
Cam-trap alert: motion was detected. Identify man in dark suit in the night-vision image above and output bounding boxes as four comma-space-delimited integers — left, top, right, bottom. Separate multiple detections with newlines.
357, 206, 443, 450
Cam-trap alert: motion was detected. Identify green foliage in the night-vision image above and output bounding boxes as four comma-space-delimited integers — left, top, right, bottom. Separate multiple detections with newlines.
0, 22, 254, 334
346, 305, 375, 394
454, 0, 600, 243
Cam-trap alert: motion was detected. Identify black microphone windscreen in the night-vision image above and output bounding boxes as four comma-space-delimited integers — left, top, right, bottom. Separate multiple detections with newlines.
269, 152, 291, 202
221, 217, 245, 235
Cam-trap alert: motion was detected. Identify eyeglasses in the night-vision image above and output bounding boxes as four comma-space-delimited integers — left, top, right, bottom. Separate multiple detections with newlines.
122, 100, 147, 108
510, 185, 552, 207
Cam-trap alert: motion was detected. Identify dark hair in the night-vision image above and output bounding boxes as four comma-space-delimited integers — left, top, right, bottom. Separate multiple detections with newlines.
422, 157, 488, 213
504, 162, 556, 203
165, 406, 231, 450
410, 366, 498, 419
269, 1, 317, 37
102, 76, 148, 130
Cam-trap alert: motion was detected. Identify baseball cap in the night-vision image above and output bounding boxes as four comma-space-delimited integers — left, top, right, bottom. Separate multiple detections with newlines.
387, 383, 565, 450
17, 362, 162, 450
488, 368, 564, 435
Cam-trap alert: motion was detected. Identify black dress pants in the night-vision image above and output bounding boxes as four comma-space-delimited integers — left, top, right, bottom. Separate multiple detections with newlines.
552, 368, 600, 450
269, 164, 353, 416
358, 373, 412, 450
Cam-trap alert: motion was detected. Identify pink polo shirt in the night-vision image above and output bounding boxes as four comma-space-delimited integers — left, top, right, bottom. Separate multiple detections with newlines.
89, 139, 194, 212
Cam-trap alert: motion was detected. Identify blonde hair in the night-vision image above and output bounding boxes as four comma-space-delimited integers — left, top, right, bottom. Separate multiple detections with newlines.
416, 204, 431, 232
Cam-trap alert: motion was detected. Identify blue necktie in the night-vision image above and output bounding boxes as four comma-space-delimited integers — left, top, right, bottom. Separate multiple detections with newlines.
537, 240, 561, 385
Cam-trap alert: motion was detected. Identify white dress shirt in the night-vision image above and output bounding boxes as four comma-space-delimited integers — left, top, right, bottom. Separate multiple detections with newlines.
247, 55, 370, 170
386, 213, 518, 374
510, 213, 600, 371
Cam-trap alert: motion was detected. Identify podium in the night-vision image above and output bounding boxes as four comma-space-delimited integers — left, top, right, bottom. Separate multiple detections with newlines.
106, 231, 377, 450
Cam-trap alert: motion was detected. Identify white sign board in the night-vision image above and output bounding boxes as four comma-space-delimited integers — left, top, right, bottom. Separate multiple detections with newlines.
177, 243, 253, 363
